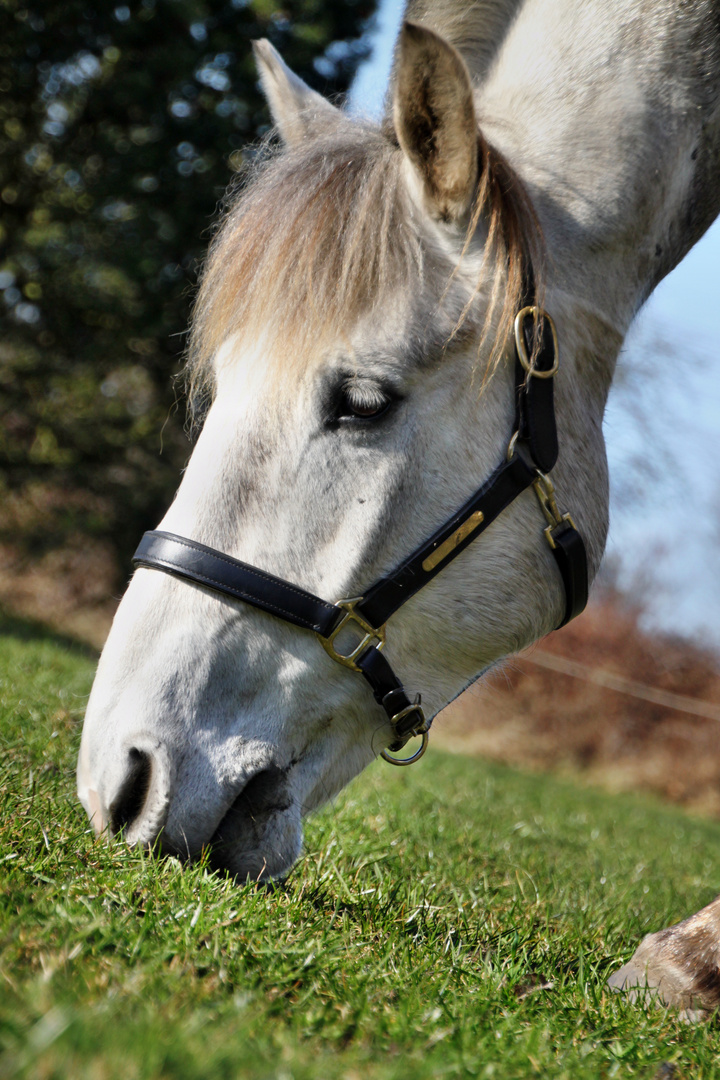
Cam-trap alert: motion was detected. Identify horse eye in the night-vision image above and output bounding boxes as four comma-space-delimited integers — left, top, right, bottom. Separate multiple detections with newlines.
338, 386, 392, 421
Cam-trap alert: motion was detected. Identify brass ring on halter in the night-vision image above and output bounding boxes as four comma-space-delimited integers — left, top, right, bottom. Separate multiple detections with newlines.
514, 306, 559, 378
381, 729, 429, 767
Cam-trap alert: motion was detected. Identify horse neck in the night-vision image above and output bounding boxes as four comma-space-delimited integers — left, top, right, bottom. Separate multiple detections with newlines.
473, 0, 720, 337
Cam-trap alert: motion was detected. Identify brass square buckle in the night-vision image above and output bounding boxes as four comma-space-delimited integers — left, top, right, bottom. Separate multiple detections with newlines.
319, 598, 386, 672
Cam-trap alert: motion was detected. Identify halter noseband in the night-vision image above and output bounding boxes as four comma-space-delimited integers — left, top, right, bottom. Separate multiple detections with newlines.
133, 299, 588, 765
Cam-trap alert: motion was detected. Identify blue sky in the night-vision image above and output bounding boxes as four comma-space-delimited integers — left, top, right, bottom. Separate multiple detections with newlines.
350, 1, 720, 647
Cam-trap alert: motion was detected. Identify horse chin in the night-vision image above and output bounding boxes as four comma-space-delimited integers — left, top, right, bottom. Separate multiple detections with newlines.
202, 764, 303, 882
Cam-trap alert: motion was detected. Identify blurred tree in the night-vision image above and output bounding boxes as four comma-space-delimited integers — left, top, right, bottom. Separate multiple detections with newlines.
0, 0, 374, 582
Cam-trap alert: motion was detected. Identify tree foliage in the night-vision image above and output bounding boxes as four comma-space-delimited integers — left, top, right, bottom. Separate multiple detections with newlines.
0, 0, 374, 577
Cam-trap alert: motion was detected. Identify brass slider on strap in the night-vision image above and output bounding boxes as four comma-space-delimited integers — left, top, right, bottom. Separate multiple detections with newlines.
422, 511, 484, 572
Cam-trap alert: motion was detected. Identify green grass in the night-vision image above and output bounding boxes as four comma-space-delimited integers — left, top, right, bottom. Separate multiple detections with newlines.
2, 613, 720, 1078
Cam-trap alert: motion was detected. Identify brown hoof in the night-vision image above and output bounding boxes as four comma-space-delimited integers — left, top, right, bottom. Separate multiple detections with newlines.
607, 898, 720, 1022
607, 940, 710, 1022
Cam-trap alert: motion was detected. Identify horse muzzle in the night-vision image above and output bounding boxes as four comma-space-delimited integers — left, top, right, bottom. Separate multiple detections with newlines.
77, 733, 303, 881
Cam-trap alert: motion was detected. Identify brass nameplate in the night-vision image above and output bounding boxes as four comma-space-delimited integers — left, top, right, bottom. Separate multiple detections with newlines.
422, 511, 485, 573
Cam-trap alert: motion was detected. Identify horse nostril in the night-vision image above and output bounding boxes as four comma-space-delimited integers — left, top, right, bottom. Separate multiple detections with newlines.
108, 747, 153, 836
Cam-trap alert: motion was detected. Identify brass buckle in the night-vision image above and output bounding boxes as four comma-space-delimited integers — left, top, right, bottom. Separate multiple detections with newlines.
532, 472, 577, 550
319, 598, 386, 672
514, 306, 559, 379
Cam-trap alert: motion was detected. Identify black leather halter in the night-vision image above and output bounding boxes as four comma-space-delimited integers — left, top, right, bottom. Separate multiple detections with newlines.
133, 302, 588, 765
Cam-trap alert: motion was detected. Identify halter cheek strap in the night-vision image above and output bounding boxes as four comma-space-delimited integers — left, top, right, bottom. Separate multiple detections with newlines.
132, 304, 588, 766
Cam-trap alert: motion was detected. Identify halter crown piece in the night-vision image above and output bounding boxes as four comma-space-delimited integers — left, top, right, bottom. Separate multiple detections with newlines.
133, 278, 589, 766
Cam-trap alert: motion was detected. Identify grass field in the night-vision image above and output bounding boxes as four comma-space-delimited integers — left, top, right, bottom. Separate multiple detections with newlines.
2, 614, 720, 1079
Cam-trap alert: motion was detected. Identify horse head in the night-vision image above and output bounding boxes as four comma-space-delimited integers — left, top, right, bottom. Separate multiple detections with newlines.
78, 3, 720, 883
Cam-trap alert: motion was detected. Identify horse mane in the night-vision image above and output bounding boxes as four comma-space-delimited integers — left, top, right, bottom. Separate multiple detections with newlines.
186, 118, 541, 414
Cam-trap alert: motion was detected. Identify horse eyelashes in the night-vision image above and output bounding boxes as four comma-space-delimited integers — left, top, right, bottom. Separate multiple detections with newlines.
329, 375, 404, 423
339, 386, 391, 420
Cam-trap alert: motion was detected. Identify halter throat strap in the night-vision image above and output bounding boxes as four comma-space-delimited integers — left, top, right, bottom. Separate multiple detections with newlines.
132, 303, 588, 765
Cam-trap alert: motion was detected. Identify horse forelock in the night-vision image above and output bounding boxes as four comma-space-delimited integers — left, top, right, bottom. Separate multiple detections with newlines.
186, 119, 541, 415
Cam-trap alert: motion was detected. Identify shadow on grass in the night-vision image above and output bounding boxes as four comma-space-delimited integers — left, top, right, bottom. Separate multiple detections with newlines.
0, 605, 99, 660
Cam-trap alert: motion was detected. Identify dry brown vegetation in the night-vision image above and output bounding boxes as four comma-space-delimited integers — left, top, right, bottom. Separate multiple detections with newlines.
438, 590, 720, 816
0, 532, 118, 649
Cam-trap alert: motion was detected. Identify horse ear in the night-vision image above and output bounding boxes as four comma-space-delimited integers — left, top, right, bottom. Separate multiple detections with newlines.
393, 22, 479, 221
253, 39, 341, 146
